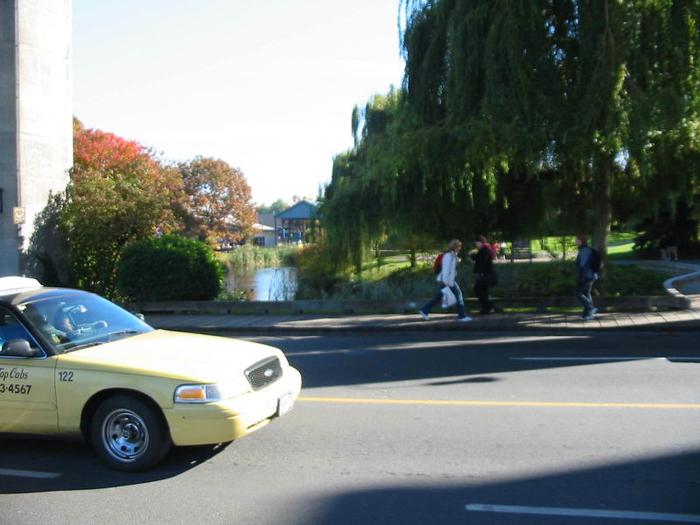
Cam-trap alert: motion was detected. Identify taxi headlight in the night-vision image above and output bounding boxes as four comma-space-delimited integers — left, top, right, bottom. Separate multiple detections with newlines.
174, 383, 248, 403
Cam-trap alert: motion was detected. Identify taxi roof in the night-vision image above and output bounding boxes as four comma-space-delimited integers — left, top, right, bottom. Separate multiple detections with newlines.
0, 276, 43, 298
0, 286, 86, 308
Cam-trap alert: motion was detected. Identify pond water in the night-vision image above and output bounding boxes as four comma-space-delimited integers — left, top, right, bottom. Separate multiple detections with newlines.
226, 267, 298, 301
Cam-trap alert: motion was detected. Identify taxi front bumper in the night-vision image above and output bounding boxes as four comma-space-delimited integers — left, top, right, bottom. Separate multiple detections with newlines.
163, 366, 302, 446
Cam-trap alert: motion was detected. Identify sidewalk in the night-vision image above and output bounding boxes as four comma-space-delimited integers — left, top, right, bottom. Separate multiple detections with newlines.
146, 308, 700, 334
146, 260, 700, 334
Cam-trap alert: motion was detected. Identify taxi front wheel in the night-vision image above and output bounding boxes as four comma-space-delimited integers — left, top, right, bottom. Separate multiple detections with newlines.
90, 395, 172, 471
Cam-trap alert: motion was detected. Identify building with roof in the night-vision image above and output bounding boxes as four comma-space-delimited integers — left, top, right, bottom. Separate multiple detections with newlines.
275, 200, 318, 244
252, 222, 277, 247
253, 212, 277, 246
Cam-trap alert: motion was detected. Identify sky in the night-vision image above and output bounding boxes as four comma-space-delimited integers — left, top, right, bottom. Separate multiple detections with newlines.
72, 0, 406, 206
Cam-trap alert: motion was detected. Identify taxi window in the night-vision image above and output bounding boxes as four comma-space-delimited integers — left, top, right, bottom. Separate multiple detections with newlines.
18, 291, 152, 352
0, 308, 40, 354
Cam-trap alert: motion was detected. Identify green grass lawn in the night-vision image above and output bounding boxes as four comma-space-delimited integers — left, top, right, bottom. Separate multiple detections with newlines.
606, 231, 641, 259
608, 232, 638, 244
607, 241, 637, 257
358, 259, 411, 281
531, 232, 648, 260
509, 233, 645, 260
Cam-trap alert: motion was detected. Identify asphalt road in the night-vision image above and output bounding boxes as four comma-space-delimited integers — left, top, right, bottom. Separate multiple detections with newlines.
1, 331, 699, 525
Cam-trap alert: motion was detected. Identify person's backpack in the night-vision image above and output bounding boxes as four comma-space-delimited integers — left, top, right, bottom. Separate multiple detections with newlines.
433, 252, 446, 274
588, 248, 602, 274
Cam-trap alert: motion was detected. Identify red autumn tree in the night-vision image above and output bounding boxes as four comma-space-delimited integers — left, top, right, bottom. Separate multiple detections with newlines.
62, 119, 185, 296
73, 119, 154, 172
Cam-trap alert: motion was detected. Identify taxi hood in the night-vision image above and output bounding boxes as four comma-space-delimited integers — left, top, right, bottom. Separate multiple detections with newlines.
59, 329, 285, 382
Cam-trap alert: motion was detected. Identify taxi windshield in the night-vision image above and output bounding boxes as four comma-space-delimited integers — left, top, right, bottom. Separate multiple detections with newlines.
18, 291, 153, 352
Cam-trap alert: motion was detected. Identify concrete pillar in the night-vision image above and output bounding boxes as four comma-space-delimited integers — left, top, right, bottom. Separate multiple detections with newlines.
0, 0, 72, 277
0, 0, 19, 274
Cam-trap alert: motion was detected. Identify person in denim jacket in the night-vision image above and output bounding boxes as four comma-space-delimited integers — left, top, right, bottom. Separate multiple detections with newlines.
575, 236, 598, 320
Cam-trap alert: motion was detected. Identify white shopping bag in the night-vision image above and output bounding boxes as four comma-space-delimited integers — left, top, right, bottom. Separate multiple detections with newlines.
441, 286, 457, 308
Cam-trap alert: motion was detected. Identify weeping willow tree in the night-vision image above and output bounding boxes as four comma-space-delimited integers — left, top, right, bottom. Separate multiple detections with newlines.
400, 0, 700, 258
322, 91, 404, 273
321, 0, 700, 271
621, 1, 700, 230
322, 88, 476, 272
401, 0, 563, 240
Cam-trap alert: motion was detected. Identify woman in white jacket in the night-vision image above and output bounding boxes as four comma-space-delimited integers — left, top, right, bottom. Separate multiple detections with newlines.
419, 239, 472, 322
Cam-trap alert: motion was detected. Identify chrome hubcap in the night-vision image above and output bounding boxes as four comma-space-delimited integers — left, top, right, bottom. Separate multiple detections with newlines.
101, 409, 149, 462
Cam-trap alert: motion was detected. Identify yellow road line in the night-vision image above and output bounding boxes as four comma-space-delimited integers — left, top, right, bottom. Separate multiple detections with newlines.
298, 396, 700, 410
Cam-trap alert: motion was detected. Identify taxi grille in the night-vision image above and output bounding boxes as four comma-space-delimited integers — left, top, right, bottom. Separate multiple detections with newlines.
245, 356, 282, 391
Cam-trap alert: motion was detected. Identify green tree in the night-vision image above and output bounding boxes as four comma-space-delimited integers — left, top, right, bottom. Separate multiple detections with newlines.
26, 193, 71, 286
179, 157, 256, 246
61, 121, 183, 297
322, 91, 408, 272
257, 199, 289, 216
399, 1, 700, 253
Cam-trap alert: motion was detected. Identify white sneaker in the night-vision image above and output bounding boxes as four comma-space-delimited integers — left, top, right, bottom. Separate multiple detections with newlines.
419, 311, 429, 321
582, 314, 595, 321
590, 308, 598, 316
457, 316, 472, 322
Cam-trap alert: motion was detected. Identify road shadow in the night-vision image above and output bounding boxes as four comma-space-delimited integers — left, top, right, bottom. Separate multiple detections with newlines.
426, 376, 500, 386
0, 436, 231, 494
504, 313, 700, 334
263, 332, 700, 389
302, 448, 700, 525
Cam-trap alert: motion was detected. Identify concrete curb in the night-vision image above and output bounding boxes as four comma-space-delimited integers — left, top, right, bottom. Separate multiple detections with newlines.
147, 311, 700, 334
664, 270, 700, 298
155, 324, 700, 334
615, 259, 700, 305
134, 295, 689, 316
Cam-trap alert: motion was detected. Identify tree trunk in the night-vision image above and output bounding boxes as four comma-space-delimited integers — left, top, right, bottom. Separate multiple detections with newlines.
561, 236, 567, 260
592, 158, 613, 277
354, 239, 363, 276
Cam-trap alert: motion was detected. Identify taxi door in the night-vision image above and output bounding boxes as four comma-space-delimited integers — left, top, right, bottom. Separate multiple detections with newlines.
0, 307, 58, 434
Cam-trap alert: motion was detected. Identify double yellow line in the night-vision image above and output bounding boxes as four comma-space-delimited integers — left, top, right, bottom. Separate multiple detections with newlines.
299, 396, 700, 410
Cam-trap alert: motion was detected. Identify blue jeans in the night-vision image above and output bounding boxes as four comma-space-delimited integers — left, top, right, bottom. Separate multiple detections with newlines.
422, 283, 467, 318
576, 279, 595, 316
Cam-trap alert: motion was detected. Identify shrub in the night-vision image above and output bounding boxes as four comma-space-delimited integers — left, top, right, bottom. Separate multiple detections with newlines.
493, 261, 668, 298
294, 245, 343, 299
292, 257, 670, 301
116, 235, 224, 301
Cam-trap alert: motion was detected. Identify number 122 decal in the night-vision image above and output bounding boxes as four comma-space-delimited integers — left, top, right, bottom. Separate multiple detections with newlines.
58, 371, 74, 382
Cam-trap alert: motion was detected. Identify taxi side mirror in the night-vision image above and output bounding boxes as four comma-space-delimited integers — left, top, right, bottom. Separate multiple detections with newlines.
1, 339, 38, 358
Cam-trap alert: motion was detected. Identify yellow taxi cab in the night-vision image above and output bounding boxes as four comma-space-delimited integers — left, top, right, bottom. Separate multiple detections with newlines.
0, 276, 302, 471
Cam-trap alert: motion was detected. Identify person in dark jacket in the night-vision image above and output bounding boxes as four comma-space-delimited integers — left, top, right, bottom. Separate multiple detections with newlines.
470, 235, 497, 315
575, 235, 598, 320
665, 231, 679, 261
